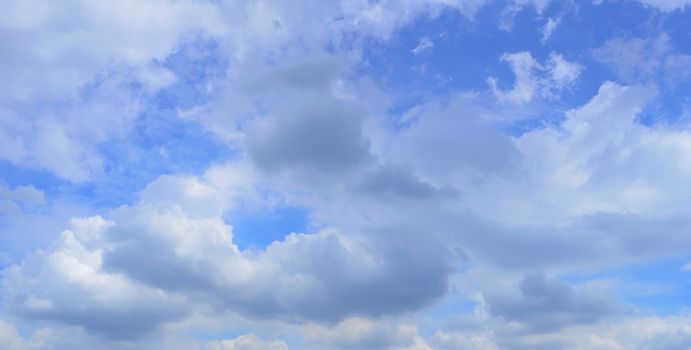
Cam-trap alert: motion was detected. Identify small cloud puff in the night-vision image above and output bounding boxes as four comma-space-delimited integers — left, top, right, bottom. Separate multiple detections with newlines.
411, 37, 434, 56
488, 51, 582, 104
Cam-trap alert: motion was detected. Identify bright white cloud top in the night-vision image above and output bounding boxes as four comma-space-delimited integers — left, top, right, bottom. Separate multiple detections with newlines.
1, 0, 691, 349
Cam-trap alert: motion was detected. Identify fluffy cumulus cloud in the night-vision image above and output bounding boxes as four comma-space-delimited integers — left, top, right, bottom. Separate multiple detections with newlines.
2, 216, 190, 338
2, 173, 461, 340
2, 0, 691, 348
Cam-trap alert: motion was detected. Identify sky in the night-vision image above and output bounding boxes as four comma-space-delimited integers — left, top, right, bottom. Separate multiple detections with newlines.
1, 0, 691, 349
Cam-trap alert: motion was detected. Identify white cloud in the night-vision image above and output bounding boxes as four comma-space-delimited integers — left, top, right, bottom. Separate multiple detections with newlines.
546, 52, 582, 86
513, 81, 691, 221
423, 312, 691, 349
515, 0, 553, 13
634, 0, 691, 11
372, 80, 691, 270
541, 17, 561, 43
499, 0, 553, 30
488, 51, 582, 104
0, 68, 144, 182
204, 334, 288, 350
304, 317, 419, 350
594, 34, 691, 85
594, 0, 691, 10
412, 37, 435, 56
0, 0, 223, 102
488, 52, 539, 104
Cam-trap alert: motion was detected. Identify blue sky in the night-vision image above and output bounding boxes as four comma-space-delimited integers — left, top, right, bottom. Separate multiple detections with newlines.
2, 0, 691, 349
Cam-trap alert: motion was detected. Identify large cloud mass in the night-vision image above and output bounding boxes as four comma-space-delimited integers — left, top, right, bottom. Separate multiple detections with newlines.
2, 0, 691, 348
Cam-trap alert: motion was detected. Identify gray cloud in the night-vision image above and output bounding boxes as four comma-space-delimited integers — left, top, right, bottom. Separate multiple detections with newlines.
486, 273, 620, 332
2, 174, 462, 339
246, 96, 371, 174
99, 209, 456, 323
247, 56, 343, 92
389, 109, 521, 180
3, 251, 189, 339
355, 164, 457, 199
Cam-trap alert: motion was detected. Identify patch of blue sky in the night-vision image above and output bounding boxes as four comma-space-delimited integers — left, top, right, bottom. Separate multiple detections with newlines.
418, 298, 478, 335
411, 263, 481, 337
0, 161, 63, 197
68, 38, 232, 208
639, 90, 691, 126
355, 0, 691, 136
229, 206, 311, 250
424, 293, 477, 318
357, 7, 509, 110
355, 6, 575, 132
560, 1, 691, 115
155, 37, 228, 110
562, 255, 691, 315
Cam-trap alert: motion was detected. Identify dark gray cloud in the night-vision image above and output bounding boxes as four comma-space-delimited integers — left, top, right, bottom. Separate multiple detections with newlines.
486, 273, 620, 332
246, 95, 371, 174
16, 299, 188, 339
100, 211, 457, 323
247, 56, 343, 92
102, 237, 218, 292
240, 56, 372, 177
355, 164, 457, 199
